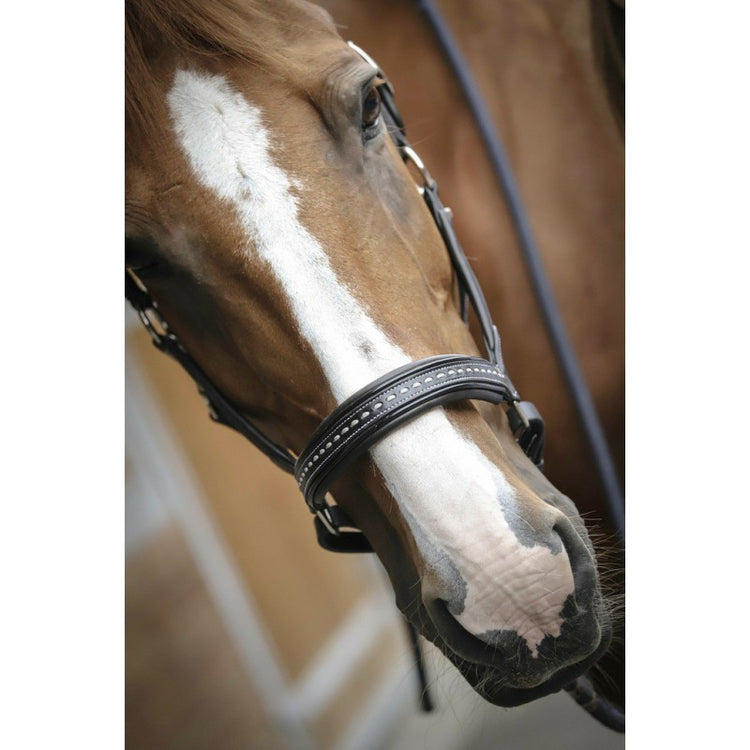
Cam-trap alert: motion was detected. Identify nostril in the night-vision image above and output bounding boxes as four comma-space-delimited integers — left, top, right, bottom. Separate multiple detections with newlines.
553, 515, 598, 605
424, 597, 512, 666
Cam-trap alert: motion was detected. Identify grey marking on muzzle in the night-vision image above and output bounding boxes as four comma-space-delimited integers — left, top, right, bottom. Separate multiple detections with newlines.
403, 506, 467, 616
475, 595, 600, 682
498, 490, 563, 554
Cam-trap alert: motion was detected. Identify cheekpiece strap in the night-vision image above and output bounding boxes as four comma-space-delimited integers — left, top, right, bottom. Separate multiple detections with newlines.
126, 270, 297, 474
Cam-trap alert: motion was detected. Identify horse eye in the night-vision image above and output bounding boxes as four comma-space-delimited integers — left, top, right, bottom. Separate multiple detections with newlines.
362, 85, 381, 131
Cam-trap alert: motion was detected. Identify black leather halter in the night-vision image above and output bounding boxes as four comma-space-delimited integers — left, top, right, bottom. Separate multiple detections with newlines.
125, 43, 545, 554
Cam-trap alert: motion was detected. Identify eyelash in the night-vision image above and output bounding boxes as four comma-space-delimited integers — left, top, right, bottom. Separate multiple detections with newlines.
361, 84, 382, 141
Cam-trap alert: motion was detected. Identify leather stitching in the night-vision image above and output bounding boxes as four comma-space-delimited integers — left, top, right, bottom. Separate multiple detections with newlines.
297, 359, 512, 502
298, 360, 498, 485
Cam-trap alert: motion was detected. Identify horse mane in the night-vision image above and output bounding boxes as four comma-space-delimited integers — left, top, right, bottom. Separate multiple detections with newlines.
126, 0, 311, 145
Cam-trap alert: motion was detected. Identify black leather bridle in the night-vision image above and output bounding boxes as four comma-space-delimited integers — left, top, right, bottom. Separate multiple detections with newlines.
126, 32, 624, 733
126, 41, 546, 555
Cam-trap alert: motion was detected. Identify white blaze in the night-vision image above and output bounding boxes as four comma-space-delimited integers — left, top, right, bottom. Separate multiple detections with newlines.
167, 69, 574, 654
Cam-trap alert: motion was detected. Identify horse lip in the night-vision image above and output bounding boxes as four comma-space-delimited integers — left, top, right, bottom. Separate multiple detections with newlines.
476, 622, 613, 707
471, 630, 613, 707
424, 598, 612, 703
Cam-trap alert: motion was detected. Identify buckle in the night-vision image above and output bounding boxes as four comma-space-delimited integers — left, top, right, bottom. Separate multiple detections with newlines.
315, 507, 340, 537
400, 145, 437, 190
314, 505, 373, 553
507, 401, 545, 469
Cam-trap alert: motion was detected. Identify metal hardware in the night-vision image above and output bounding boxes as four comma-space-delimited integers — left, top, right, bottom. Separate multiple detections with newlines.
316, 508, 340, 537
400, 145, 436, 189
347, 41, 397, 96
137, 307, 168, 346
506, 400, 545, 469
347, 41, 379, 73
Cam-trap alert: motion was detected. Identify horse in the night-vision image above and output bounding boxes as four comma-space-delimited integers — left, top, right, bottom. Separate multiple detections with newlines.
315, 0, 625, 710
126, 0, 619, 724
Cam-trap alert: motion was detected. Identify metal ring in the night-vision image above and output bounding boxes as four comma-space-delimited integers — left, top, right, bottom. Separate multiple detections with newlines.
316, 508, 340, 536
137, 306, 169, 345
400, 145, 436, 188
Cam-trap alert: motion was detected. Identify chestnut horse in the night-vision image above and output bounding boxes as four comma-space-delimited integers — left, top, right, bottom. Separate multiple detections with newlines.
317, 0, 625, 709
126, 0, 619, 722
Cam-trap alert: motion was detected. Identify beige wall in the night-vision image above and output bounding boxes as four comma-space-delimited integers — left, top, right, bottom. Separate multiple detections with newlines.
125, 322, 411, 749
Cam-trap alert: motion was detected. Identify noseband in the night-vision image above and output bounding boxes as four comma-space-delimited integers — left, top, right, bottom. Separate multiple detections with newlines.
125, 42, 545, 554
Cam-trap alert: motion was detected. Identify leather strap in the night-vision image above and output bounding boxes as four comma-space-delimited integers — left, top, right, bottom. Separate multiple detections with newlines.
295, 355, 518, 510
367, 44, 503, 366
506, 400, 545, 470
314, 506, 373, 553
125, 271, 297, 474
421, 182, 502, 366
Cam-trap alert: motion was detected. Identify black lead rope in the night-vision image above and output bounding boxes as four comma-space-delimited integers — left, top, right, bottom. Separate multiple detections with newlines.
415, 0, 625, 731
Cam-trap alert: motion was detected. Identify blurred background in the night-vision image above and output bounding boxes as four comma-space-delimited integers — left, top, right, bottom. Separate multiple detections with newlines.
125, 312, 624, 749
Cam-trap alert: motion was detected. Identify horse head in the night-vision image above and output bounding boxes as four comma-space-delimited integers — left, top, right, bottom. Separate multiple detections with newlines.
126, 0, 612, 707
